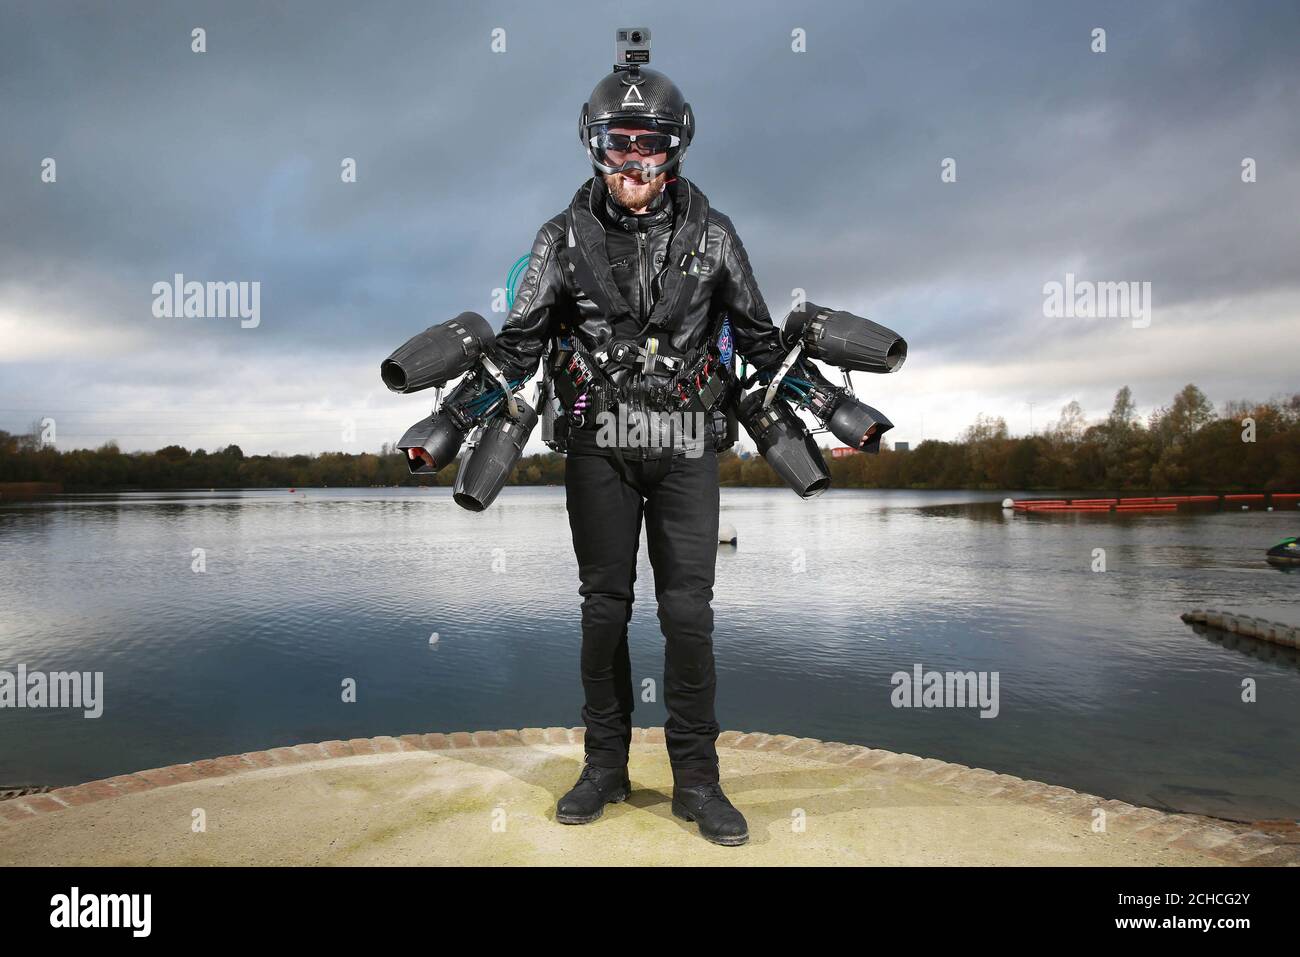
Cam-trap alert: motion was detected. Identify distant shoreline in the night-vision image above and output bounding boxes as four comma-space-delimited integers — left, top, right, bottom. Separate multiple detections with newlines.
6, 483, 1294, 500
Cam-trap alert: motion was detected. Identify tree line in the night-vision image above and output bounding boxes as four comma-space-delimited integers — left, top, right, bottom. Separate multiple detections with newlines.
1, 385, 1296, 492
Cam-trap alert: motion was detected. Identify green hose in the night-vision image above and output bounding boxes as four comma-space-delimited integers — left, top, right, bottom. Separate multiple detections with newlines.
505, 254, 530, 310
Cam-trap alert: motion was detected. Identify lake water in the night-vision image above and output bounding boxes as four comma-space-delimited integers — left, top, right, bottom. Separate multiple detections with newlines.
2, 486, 1298, 821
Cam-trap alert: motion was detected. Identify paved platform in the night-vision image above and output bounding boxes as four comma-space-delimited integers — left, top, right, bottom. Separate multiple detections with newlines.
2, 729, 1294, 866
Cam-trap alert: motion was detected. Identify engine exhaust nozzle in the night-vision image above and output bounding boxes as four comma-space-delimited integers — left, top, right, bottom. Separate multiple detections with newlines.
453, 400, 539, 512
381, 312, 495, 394
737, 391, 830, 499
782, 302, 907, 374
395, 412, 467, 474
828, 396, 894, 453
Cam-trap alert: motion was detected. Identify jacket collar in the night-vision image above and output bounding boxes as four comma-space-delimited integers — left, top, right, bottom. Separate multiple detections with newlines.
566, 175, 710, 332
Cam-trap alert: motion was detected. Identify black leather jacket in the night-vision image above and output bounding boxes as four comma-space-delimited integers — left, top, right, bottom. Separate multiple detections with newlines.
489, 177, 788, 386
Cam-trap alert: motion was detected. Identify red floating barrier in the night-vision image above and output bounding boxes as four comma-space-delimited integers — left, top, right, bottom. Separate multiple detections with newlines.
1014, 498, 1182, 512
1011, 492, 1300, 514
1024, 503, 1112, 512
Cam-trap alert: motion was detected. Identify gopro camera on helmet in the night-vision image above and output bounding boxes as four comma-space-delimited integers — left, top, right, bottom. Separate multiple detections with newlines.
615, 27, 651, 68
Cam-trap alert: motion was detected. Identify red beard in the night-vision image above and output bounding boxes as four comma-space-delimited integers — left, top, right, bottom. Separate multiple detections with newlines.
604, 169, 668, 211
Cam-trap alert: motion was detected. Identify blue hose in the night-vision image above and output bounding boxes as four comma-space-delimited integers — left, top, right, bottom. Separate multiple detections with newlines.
505, 255, 530, 310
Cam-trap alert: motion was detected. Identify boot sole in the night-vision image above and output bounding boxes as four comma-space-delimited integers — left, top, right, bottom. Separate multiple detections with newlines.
671, 801, 750, 846
555, 788, 629, 825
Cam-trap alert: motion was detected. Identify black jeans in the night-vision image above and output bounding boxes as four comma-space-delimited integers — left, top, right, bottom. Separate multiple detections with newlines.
564, 446, 721, 787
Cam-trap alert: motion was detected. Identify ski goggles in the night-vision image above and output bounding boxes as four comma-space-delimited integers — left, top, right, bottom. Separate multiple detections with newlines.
588, 130, 682, 158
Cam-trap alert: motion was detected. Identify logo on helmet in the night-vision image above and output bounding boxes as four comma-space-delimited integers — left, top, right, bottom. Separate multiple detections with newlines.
621, 84, 644, 107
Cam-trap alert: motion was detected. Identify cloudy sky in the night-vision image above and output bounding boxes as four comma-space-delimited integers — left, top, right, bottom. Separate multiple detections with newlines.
2, 0, 1297, 455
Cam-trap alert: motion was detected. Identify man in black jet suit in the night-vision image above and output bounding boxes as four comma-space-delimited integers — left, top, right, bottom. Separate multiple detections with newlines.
436, 47, 803, 846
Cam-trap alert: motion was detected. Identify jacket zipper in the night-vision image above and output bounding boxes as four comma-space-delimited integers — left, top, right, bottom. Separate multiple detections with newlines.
637, 232, 649, 323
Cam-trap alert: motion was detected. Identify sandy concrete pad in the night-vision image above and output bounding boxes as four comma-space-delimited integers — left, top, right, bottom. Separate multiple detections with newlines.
0, 739, 1264, 866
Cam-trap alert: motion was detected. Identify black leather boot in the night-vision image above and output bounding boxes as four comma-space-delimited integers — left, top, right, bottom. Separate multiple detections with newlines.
672, 782, 749, 846
555, 763, 631, 824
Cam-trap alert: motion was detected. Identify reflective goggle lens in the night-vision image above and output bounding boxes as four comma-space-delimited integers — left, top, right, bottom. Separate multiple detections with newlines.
593, 131, 677, 155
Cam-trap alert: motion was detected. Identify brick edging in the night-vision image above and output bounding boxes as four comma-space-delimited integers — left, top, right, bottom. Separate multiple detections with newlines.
1, 727, 1292, 865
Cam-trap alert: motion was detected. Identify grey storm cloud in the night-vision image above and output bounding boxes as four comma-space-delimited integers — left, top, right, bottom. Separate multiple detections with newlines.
1, 0, 1297, 452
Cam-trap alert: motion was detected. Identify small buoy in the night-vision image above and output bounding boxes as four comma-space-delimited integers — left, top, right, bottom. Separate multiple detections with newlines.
429, 632, 440, 646
1001, 498, 1014, 509
289, 488, 297, 493
718, 522, 738, 546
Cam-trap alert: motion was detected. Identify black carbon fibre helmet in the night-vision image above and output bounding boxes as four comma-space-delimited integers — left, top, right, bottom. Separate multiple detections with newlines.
578, 67, 694, 178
